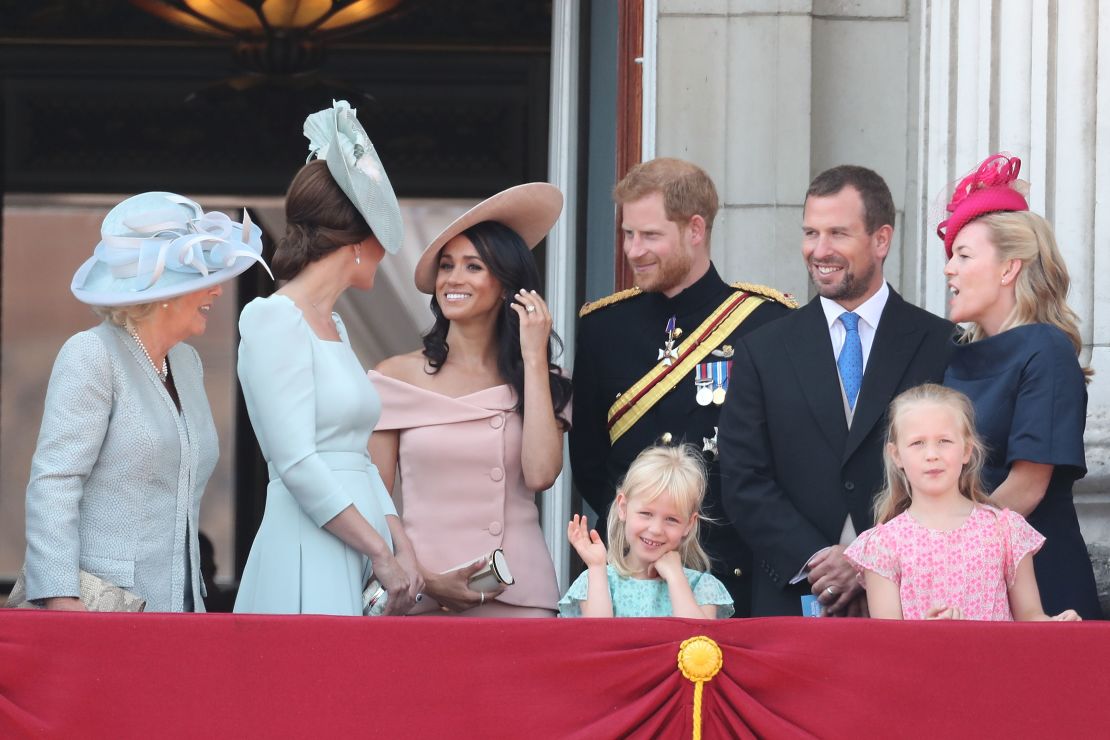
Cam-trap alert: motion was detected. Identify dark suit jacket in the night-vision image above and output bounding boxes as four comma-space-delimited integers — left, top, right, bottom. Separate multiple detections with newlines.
718, 287, 955, 616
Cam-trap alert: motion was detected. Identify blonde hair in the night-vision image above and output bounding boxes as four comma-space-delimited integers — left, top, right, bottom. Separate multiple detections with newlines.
964, 211, 1092, 381
873, 384, 993, 525
92, 301, 159, 329
607, 444, 712, 576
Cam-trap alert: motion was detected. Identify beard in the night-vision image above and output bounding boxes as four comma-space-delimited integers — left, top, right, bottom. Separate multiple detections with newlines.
808, 256, 880, 304
631, 247, 695, 294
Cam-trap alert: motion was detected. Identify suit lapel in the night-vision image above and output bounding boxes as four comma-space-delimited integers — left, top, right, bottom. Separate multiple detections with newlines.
784, 300, 848, 455
843, 290, 923, 461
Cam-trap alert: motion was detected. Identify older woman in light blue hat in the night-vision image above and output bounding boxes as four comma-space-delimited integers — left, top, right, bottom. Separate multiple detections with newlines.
234, 100, 424, 616
22, 192, 270, 613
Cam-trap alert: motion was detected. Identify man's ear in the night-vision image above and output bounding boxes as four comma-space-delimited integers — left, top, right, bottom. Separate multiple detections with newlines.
686, 214, 708, 248
873, 224, 894, 260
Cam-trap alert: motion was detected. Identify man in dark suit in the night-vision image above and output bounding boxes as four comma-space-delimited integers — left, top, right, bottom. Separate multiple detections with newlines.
719, 165, 954, 617
570, 157, 794, 616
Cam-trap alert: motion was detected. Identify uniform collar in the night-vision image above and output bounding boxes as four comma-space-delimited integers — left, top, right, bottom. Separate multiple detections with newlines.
647, 262, 728, 316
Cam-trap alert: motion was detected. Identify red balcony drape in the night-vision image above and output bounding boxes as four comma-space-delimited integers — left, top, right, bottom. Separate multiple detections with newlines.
1, 611, 1106, 739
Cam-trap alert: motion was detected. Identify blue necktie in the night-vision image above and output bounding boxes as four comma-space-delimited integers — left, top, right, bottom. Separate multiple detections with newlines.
838, 312, 863, 410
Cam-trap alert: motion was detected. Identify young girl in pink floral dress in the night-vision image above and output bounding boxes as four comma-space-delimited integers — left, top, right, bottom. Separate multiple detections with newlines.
844, 384, 1081, 621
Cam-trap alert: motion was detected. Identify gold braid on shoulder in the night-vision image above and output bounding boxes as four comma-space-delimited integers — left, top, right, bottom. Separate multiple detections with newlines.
578, 287, 643, 317
731, 282, 799, 309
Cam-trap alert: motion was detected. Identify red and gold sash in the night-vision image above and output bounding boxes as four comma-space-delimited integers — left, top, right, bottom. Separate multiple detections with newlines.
606, 292, 766, 444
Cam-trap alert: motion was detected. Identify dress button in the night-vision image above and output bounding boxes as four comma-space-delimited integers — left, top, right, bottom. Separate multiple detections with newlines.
844, 480, 855, 491
490, 415, 504, 429
490, 467, 504, 482
733, 568, 743, 577
489, 521, 503, 536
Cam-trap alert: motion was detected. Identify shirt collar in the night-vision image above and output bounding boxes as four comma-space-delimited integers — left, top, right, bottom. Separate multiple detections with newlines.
819, 281, 890, 331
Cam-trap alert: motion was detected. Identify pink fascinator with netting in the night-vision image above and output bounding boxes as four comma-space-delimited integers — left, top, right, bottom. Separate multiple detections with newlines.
936, 153, 1029, 258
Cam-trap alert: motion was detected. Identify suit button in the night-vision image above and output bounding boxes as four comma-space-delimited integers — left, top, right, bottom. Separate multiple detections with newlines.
490, 415, 504, 429
490, 467, 504, 482
733, 568, 743, 577
844, 481, 855, 491
489, 521, 503, 536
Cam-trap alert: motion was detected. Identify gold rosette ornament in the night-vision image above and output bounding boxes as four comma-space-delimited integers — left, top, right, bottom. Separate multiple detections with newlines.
677, 636, 723, 740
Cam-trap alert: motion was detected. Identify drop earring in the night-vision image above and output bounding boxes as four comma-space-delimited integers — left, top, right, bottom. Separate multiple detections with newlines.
355, 245, 362, 265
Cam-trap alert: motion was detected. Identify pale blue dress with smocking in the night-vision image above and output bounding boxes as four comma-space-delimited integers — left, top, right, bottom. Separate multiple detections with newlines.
234, 295, 396, 615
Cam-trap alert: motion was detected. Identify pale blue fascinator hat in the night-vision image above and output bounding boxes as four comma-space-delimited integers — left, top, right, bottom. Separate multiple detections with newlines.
303, 99, 404, 255
71, 192, 272, 307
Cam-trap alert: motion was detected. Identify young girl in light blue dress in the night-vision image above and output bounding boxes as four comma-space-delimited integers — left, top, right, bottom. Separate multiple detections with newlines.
559, 445, 733, 618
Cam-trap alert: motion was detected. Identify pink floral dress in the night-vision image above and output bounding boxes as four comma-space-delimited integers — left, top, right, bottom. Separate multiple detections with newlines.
844, 505, 1044, 620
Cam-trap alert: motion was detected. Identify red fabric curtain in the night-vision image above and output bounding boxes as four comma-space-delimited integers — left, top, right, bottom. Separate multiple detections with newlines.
1, 612, 1106, 738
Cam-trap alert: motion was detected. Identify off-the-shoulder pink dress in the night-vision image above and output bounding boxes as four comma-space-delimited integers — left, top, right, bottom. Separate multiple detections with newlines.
844, 505, 1044, 620
369, 370, 560, 616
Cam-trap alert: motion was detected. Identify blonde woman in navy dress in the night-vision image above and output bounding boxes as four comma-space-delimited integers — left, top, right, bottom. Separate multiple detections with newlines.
234, 102, 423, 615
938, 153, 1101, 619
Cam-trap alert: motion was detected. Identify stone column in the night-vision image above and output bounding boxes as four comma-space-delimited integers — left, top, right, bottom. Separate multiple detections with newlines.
656, 0, 815, 301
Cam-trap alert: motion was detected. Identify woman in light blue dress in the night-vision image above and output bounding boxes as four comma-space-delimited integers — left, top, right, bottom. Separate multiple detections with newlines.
234, 101, 423, 616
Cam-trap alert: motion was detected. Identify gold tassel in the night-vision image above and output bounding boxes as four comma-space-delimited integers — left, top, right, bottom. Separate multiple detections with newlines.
677, 636, 723, 740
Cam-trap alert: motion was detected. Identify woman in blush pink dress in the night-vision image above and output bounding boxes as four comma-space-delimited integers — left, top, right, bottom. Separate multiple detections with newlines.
368, 184, 571, 616
844, 384, 1080, 621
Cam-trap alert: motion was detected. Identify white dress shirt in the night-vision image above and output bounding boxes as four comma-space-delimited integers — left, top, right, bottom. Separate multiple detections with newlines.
819, 280, 890, 375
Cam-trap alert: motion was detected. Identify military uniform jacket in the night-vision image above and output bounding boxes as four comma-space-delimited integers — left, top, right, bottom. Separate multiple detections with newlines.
569, 265, 793, 615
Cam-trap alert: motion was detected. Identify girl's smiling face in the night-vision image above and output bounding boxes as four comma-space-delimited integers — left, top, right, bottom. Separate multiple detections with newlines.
616, 489, 696, 575
889, 401, 972, 500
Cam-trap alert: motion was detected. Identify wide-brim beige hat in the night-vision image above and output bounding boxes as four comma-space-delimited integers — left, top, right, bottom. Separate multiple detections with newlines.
414, 183, 563, 294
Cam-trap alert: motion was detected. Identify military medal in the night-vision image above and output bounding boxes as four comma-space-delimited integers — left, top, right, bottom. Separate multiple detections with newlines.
694, 363, 713, 406
711, 344, 734, 359
657, 316, 679, 366
702, 426, 719, 460
711, 361, 731, 405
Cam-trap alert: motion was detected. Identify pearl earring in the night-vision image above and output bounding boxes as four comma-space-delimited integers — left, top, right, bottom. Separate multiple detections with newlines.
162, 303, 169, 309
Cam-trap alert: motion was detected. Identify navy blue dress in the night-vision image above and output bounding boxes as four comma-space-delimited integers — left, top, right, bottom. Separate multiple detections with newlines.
945, 324, 1101, 619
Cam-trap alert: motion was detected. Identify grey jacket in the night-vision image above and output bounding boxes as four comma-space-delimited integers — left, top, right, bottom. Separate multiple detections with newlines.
24, 321, 217, 612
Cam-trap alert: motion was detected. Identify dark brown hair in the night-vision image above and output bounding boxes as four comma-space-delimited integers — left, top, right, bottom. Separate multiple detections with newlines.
421, 221, 571, 428
273, 160, 373, 279
805, 165, 895, 234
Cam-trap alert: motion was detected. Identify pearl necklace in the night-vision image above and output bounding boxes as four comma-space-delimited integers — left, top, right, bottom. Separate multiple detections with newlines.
127, 326, 168, 382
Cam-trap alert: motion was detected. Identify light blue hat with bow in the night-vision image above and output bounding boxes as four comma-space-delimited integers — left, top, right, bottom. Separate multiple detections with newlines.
303, 100, 404, 254
71, 192, 273, 307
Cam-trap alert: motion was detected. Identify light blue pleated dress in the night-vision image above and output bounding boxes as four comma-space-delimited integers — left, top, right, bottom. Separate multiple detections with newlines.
233, 295, 396, 615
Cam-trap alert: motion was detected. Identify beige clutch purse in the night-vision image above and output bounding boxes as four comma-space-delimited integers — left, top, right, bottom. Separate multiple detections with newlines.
6, 569, 146, 612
